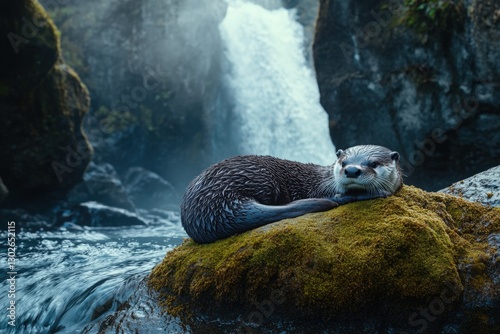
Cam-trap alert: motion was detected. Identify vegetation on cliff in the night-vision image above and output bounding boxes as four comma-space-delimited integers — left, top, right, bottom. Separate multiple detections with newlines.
395, 0, 465, 40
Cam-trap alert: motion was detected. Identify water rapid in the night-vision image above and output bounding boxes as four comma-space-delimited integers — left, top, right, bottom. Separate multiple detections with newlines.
219, 0, 336, 165
0, 220, 187, 333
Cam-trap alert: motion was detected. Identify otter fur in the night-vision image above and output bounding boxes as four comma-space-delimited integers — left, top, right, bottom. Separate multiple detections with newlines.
181, 145, 402, 243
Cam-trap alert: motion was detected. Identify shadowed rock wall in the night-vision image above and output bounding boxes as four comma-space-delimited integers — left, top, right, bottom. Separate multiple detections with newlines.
313, 0, 500, 190
0, 0, 92, 206
48, 0, 228, 191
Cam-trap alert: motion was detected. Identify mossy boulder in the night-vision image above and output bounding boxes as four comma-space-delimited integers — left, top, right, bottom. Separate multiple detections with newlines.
0, 0, 91, 205
149, 186, 500, 332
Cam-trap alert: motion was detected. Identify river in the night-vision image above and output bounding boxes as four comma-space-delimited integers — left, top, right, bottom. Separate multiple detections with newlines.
0, 219, 187, 333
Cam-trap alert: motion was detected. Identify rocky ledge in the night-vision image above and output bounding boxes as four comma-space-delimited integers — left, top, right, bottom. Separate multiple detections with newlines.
441, 165, 500, 208
149, 185, 499, 333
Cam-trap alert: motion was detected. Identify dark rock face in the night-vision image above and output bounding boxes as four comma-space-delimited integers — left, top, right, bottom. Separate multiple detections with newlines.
47, 0, 227, 191
124, 167, 178, 210
441, 165, 500, 207
0, 178, 8, 204
313, 0, 500, 191
0, 0, 92, 205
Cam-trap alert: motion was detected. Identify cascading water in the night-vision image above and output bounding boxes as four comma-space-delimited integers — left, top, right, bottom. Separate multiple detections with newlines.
219, 0, 336, 165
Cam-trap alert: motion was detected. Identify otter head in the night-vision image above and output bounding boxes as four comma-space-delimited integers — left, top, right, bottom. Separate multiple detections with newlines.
333, 145, 402, 196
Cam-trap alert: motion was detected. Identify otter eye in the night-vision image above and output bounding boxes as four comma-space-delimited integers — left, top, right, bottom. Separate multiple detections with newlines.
369, 161, 379, 168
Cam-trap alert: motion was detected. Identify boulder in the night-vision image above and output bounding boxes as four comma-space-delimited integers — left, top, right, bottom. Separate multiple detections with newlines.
124, 167, 178, 210
149, 186, 499, 333
0, 0, 92, 205
60, 201, 146, 227
441, 165, 500, 208
68, 162, 135, 211
0, 208, 52, 230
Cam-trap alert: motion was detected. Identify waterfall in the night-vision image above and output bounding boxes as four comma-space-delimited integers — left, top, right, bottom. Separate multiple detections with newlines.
218, 0, 336, 165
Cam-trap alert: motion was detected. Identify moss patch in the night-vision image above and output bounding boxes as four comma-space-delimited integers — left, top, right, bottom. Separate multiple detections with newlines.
392, 0, 465, 42
149, 186, 499, 322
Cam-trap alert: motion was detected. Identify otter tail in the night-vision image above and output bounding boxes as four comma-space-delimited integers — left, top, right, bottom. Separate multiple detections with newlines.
238, 198, 338, 226
185, 198, 338, 244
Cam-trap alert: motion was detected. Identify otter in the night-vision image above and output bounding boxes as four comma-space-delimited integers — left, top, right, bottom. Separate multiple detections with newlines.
181, 145, 402, 243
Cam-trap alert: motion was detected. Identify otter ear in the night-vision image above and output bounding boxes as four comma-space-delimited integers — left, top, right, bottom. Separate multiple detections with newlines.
336, 149, 344, 158
390, 151, 400, 162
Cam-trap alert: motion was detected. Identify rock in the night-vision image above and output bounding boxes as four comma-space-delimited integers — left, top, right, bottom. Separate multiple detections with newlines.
149, 186, 500, 333
441, 165, 500, 208
281, 0, 321, 64
60, 202, 146, 227
0, 0, 92, 205
0, 177, 8, 204
81, 275, 180, 333
124, 167, 178, 210
68, 162, 136, 211
0, 208, 52, 230
313, 0, 500, 191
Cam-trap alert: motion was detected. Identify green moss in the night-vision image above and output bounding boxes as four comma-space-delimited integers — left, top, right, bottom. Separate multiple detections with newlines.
47, 5, 87, 74
149, 186, 500, 322
0, 0, 92, 198
393, 0, 465, 42
0, 84, 9, 98
139, 106, 154, 132
95, 105, 137, 132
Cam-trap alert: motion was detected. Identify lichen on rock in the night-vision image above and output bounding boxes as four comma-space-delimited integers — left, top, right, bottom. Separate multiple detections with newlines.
149, 185, 499, 331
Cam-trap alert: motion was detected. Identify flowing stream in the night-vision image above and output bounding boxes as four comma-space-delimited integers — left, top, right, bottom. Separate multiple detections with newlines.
1, 1, 336, 333
0, 220, 187, 333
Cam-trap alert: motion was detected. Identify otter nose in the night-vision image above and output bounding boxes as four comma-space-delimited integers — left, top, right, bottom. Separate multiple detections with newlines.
345, 166, 361, 178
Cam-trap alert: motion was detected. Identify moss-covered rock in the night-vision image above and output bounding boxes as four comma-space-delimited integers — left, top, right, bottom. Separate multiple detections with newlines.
149, 186, 500, 332
0, 0, 92, 204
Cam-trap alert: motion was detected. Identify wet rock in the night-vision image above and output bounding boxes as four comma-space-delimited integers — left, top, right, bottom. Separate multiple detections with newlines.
82, 276, 182, 333
124, 167, 178, 210
0, 177, 8, 204
0, 208, 52, 230
0, 0, 92, 205
441, 165, 500, 207
313, 0, 500, 191
149, 186, 500, 333
68, 162, 135, 211
61, 202, 146, 227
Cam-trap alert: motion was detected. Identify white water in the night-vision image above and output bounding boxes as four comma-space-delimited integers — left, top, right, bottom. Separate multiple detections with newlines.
219, 0, 336, 165
0, 222, 186, 334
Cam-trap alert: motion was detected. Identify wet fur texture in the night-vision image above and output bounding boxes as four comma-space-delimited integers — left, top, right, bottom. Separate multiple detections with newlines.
181, 145, 402, 243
